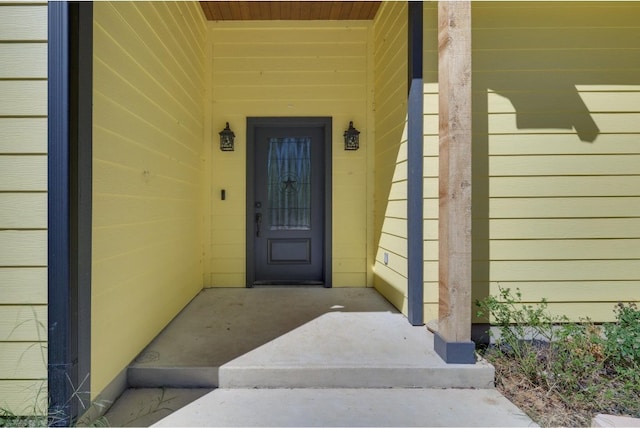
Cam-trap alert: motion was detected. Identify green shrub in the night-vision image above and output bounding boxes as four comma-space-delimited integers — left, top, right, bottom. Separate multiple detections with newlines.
476, 288, 640, 426
603, 302, 640, 367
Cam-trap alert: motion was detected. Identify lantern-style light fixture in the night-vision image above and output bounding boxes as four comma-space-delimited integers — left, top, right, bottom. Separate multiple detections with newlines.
219, 122, 235, 151
343, 121, 360, 151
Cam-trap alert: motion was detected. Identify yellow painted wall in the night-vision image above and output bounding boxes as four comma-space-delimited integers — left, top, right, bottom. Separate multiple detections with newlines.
206, 20, 374, 287
0, 2, 48, 414
371, 2, 411, 313
471, 2, 640, 321
93, 1, 207, 397
375, 1, 640, 324
372, 2, 440, 322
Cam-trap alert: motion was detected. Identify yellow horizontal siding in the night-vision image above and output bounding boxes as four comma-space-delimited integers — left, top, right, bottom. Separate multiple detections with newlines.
489, 282, 640, 304
487, 197, 640, 219
489, 155, 640, 176
0, 231, 47, 266
0, 343, 46, 379
0, 268, 47, 305
0, 306, 47, 342
333, 273, 368, 288
488, 90, 640, 114
481, 260, 640, 282
0, 81, 47, 116
0, 381, 47, 416
214, 85, 366, 102
0, 156, 47, 191
0, 118, 47, 154
93, 5, 201, 120
92, 193, 200, 231
485, 301, 634, 324
0, 4, 47, 41
0, 2, 48, 414
216, 100, 367, 116
371, 1, 409, 312
0, 43, 47, 78
470, 2, 640, 322
92, 1, 206, 398
216, 71, 365, 87
473, 2, 639, 28
214, 41, 366, 58
486, 113, 640, 135
477, 218, 640, 240
474, 50, 640, 73
488, 239, 640, 261
96, 2, 204, 104
489, 134, 640, 156
92, 73, 201, 148
208, 273, 244, 287
207, 19, 373, 287
0, 194, 47, 229
92, 219, 201, 263
383, 200, 407, 220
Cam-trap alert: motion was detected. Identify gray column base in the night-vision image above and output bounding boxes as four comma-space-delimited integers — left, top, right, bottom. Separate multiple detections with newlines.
434, 332, 476, 364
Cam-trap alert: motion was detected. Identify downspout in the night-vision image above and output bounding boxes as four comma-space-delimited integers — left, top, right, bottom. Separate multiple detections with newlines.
407, 1, 424, 326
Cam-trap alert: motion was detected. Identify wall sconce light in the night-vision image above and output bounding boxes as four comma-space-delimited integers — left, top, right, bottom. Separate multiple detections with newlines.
343, 121, 360, 151
219, 122, 235, 151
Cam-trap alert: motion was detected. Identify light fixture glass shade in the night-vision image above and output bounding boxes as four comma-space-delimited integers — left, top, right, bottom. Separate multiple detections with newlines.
219, 122, 235, 151
343, 121, 360, 150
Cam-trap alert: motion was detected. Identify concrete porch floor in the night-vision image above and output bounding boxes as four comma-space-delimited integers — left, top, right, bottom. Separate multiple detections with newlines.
102, 287, 535, 427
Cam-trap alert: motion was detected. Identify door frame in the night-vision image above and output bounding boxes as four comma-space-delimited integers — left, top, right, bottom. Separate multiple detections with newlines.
246, 117, 332, 287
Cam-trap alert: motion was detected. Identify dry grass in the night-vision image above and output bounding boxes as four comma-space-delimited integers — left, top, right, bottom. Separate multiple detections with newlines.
477, 290, 640, 428
491, 353, 596, 427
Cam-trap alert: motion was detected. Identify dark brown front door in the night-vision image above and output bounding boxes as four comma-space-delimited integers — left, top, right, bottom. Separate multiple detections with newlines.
246, 117, 332, 286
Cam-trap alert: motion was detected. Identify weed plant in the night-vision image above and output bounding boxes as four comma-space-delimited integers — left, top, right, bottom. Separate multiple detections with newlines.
476, 288, 640, 427
0, 409, 46, 428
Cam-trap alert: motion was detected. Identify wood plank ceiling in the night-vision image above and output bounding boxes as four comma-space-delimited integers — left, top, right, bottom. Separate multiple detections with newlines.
200, 2, 381, 21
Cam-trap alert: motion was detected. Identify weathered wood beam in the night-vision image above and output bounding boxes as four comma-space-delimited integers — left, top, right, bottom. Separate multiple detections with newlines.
435, 0, 475, 364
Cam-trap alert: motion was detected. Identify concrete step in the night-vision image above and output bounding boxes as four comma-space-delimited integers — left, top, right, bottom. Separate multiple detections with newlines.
151, 388, 537, 427
218, 311, 494, 389
129, 311, 494, 389
102, 388, 212, 428
128, 366, 218, 388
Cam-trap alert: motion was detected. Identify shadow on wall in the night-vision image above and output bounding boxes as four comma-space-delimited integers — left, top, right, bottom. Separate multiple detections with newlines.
466, 2, 640, 319
490, 78, 599, 143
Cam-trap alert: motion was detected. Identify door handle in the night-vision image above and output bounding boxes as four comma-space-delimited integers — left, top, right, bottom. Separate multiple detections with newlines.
255, 212, 262, 237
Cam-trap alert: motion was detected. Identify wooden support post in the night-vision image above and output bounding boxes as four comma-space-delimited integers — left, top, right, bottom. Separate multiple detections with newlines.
435, 0, 475, 364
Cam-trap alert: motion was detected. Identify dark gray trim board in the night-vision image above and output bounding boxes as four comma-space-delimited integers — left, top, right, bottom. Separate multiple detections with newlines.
246, 117, 332, 287
407, 1, 424, 326
434, 332, 476, 364
69, 2, 93, 413
48, 4, 72, 425
48, 3, 93, 425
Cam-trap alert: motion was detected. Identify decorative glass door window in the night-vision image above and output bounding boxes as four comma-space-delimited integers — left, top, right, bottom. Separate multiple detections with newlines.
267, 137, 311, 230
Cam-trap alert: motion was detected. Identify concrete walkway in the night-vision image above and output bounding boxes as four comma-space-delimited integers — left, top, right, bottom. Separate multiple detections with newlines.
102, 288, 537, 427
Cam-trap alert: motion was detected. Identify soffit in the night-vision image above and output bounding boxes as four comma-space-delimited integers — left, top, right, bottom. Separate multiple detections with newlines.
199, 2, 381, 21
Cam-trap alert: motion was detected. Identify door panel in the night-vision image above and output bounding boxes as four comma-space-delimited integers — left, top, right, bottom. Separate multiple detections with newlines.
248, 118, 331, 286
253, 126, 323, 284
